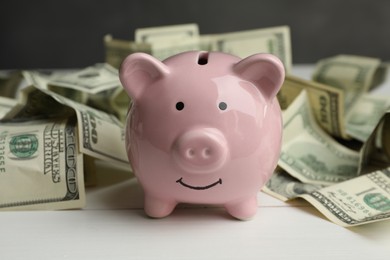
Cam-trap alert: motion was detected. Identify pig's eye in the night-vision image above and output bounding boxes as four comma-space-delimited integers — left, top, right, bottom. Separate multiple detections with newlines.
176, 101, 185, 111
218, 102, 227, 110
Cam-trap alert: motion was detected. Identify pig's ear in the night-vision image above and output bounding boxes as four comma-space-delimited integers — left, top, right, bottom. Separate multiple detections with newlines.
119, 53, 169, 100
233, 54, 285, 102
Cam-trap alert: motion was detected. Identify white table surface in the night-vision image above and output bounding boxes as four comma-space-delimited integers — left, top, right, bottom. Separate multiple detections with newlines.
1, 65, 390, 260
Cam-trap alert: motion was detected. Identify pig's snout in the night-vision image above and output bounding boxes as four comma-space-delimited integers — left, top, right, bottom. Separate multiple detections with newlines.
173, 128, 228, 173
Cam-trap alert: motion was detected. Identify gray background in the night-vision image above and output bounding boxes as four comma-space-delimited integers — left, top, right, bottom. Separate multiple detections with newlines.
1, 0, 389, 69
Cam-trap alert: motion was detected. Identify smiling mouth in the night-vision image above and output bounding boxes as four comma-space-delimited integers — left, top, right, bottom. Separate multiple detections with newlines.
176, 178, 222, 190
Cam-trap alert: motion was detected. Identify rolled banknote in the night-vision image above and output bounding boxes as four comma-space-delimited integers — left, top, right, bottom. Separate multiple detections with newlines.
358, 111, 390, 173
0, 117, 85, 210
3, 85, 129, 166
278, 75, 346, 138
346, 94, 390, 142
278, 90, 360, 185
312, 55, 381, 114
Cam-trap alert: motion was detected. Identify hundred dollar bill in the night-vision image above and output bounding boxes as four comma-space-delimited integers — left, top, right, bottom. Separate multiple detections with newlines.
264, 166, 390, 226
300, 167, 390, 227
3, 85, 129, 166
135, 23, 200, 60
24, 69, 130, 122
278, 75, 346, 138
104, 34, 152, 69
346, 94, 390, 142
2, 83, 75, 121
22, 70, 50, 89
312, 55, 381, 114
46, 63, 129, 119
198, 34, 215, 51
49, 63, 121, 94
23, 70, 88, 104
0, 117, 85, 210
0, 97, 17, 119
263, 167, 325, 201
279, 90, 360, 185
87, 86, 130, 123
72, 99, 128, 165
7, 71, 103, 186
208, 26, 292, 73
359, 111, 390, 173
22, 70, 71, 88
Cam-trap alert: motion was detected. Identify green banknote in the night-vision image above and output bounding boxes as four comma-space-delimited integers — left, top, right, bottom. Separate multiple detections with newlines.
279, 91, 360, 185
0, 117, 85, 210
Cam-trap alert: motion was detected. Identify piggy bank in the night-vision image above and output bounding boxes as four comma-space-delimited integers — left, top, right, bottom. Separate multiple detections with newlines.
119, 51, 284, 220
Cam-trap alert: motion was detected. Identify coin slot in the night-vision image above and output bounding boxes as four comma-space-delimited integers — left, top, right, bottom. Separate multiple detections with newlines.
197, 52, 209, 65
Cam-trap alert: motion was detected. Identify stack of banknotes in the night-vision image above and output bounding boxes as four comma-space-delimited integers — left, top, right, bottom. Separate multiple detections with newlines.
0, 64, 130, 210
1, 23, 389, 227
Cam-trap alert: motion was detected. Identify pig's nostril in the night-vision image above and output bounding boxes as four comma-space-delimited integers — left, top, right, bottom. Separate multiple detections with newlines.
203, 148, 212, 158
187, 148, 195, 158
185, 147, 214, 159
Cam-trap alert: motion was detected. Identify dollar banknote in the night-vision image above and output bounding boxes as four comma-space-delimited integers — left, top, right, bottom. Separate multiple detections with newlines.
46, 63, 130, 122
263, 167, 325, 201
104, 34, 151, 69
135, 23, 200, 61
198, 34, 215, 51
23, 70, 58, 91
312, 55, 381, 114
278, 75, 346, 138
206, 26, 292, 73
0, 71, 23, 98
279, 90, 360, 185
24, 70, 130, 123
105, 24, 292, 72
3, 84, 129, 166
358, 111, 390, 173
265, 166, 390, 226
49, 63, 122, 94
87, 86, 130, 123
346, 94, 390, 142
0, 97, 17, 119
0, 117, 85, 210
3, 82, 75, 121
22, 70, 90, 104
300, 167, 390, 227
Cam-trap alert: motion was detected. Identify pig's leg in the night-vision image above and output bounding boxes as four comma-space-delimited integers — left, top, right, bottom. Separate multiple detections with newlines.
225, 196, 258, 220
144, 195, 177, 218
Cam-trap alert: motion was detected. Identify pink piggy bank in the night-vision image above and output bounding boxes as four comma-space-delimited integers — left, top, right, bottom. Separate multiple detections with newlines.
119, 51, 284, 220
